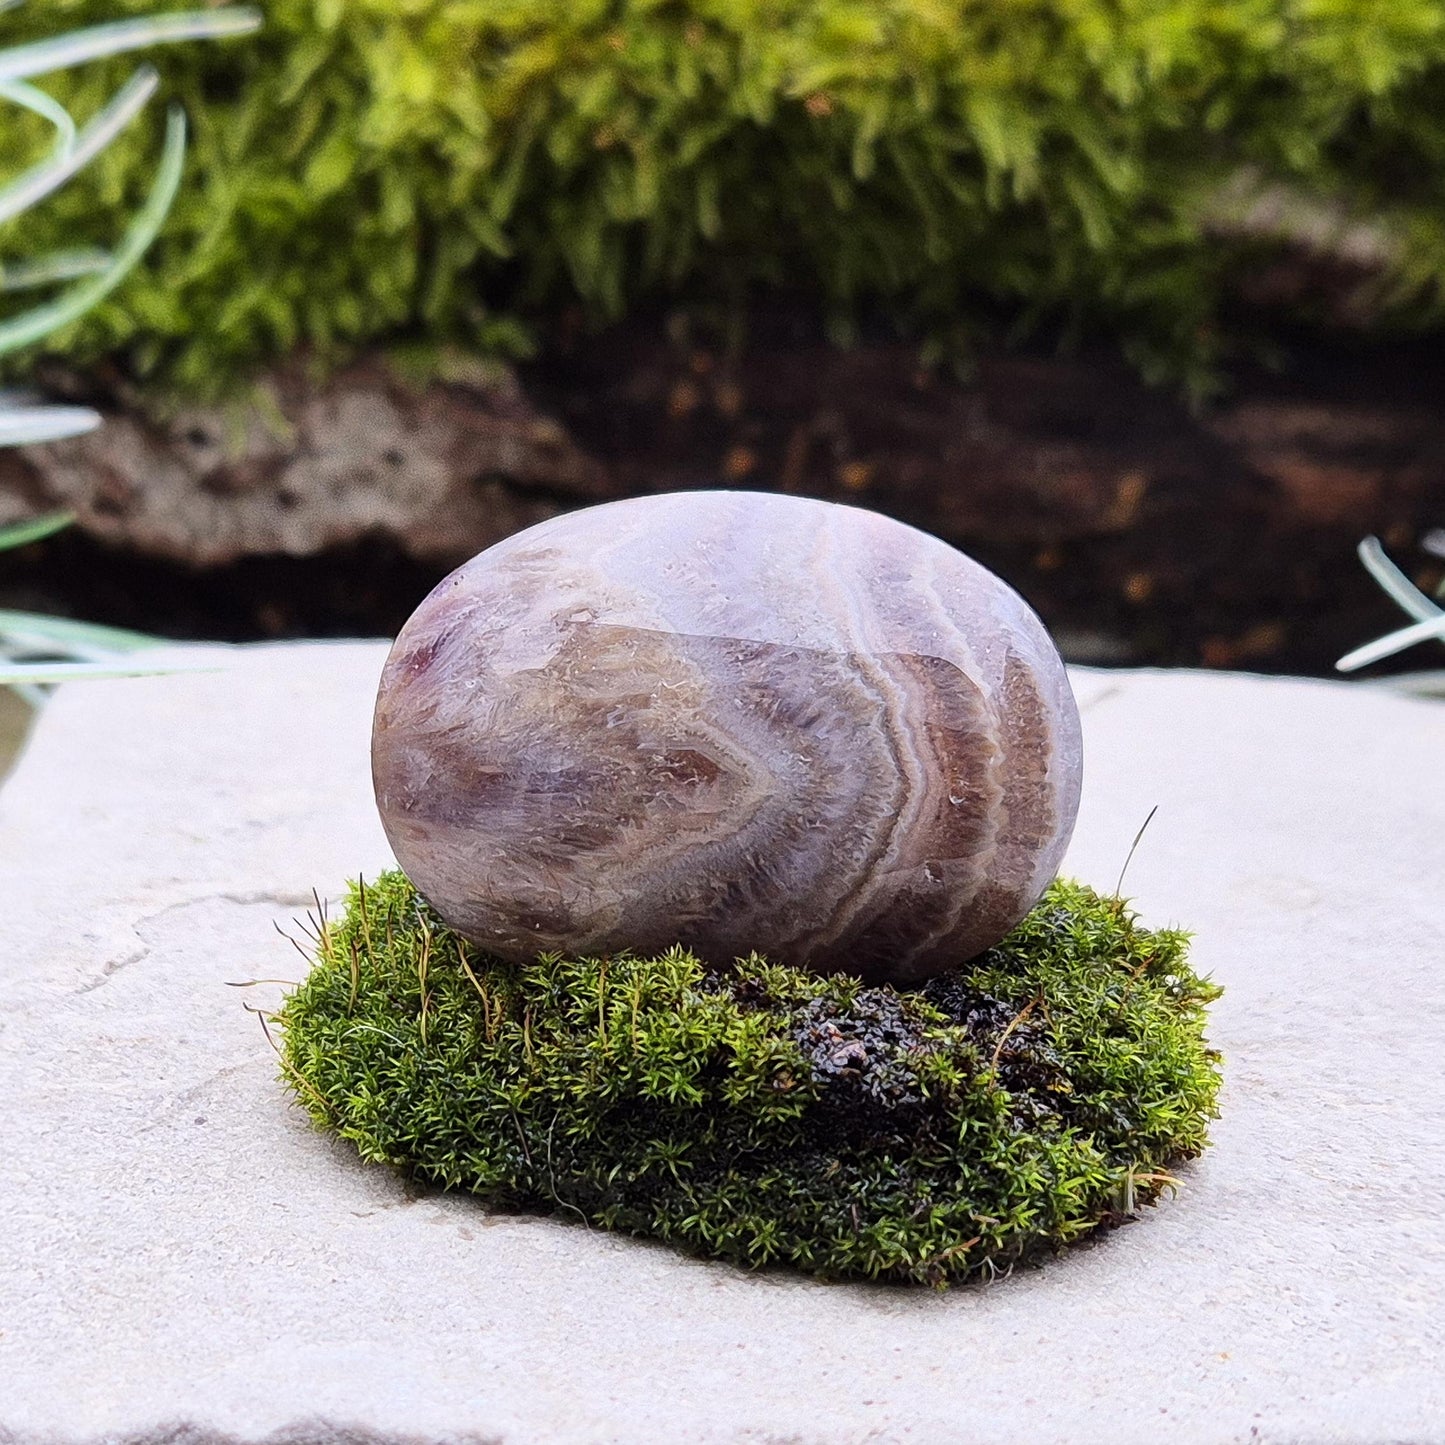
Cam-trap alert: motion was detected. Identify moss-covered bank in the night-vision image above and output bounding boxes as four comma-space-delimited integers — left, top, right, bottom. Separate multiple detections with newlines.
278, 871, 1221, 1285
8, 2, 1445, 394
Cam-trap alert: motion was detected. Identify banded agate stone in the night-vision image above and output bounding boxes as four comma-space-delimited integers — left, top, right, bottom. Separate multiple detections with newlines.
372, 491, 1082, 983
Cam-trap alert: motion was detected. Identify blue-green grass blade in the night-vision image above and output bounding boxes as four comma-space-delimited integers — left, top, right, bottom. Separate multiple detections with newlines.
0, 105, 185, 357
1357, 536, 1443, 623
0, 10, 260, 82
0, 405, 100, 445
0, 610, 165, 654
1337, 615, 1445, 672
7, 681, 46, 709
0, 658, 216, 685
0, 77, 78, 152
0, 250, 111, 292
0, 68, 158, 226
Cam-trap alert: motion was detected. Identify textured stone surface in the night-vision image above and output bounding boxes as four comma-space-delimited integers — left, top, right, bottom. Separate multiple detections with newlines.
373, 492, 1082, 982
1, 646, 1443, 1444
0, 356, 609, 567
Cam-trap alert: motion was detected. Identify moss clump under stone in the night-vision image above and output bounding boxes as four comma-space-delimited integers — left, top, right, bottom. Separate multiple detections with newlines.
279, 871, 1221, 1286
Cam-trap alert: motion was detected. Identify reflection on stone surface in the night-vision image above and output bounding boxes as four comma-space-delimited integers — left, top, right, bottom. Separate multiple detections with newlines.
372, 491, 1082, 982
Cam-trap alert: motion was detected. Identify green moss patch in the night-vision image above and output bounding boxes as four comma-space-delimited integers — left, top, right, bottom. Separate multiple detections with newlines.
278, 871, 1221, 1286
11, 2, 1445, 394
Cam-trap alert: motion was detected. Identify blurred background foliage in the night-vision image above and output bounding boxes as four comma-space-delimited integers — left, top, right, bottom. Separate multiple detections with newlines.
0, 4, 256, 774
0, 5, 253, 706
6, 0, 1445, 398
2, 1, 1443, 697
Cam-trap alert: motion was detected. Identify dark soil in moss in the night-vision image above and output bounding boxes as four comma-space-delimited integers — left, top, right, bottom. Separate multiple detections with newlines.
278, 872, 1222, 1286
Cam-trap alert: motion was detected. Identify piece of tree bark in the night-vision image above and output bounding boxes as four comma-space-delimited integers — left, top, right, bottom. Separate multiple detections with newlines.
0, 355, 613, 567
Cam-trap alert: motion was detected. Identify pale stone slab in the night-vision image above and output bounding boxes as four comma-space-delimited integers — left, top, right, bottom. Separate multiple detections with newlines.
1, 644, 1441, 1444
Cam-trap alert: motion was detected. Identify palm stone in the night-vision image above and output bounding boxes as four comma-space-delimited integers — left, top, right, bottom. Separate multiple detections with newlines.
372, 491, 1082, 982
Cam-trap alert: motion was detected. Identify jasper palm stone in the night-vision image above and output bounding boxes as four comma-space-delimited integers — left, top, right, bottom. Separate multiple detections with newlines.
372, 491, 1082, 983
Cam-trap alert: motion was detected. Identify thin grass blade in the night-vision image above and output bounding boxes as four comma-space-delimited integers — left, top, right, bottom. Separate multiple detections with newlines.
0, 610, 165, 653
0, 249, 111, 292
0, 658, 217, 685
1356, 536, 1443, 623
0, 77, 78, 151
0, 68, 159, 225
1337, 615, 1445, 672
0, 406, 99, 445
0, 106, 185, 357
0, 10, 261, 82
7, 681, 46, 709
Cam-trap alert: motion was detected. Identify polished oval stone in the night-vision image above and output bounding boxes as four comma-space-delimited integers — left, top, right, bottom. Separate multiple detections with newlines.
372, 491, 1082, 983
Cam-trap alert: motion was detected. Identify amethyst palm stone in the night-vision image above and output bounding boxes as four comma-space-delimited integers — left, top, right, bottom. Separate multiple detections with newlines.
372, 491, 1082, 983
